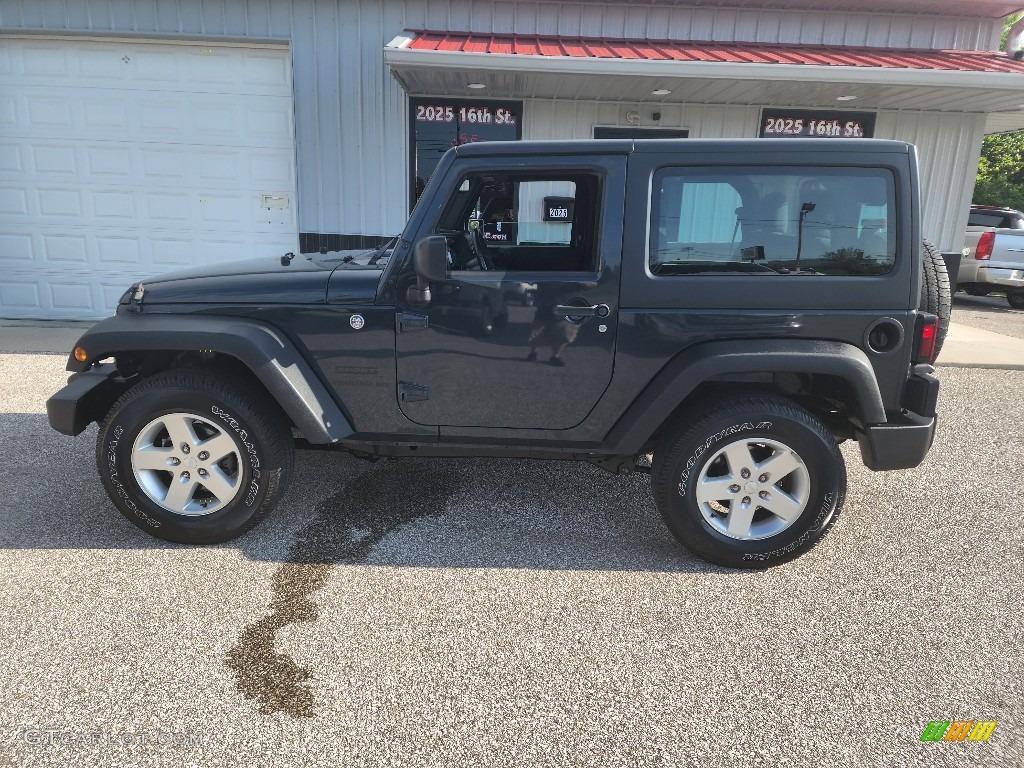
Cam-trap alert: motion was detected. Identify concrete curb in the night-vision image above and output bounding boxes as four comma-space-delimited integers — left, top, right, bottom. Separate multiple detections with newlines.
935, 322, 1024, 371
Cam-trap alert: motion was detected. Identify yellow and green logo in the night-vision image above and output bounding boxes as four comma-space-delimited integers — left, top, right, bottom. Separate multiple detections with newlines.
920, 720, 997, 742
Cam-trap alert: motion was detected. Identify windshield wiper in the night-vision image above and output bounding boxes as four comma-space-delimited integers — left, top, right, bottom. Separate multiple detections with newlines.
369, 236, 397, 265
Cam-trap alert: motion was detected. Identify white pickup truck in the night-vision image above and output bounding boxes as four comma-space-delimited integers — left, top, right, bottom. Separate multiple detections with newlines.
958, 204, 1024, 308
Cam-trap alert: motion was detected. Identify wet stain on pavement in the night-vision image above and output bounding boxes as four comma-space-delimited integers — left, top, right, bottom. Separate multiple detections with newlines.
225, 460, 460, 718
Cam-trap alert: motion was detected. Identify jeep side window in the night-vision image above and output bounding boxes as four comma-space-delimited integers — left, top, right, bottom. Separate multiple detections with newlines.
434, 172, 600, 272
650, 167, 896, 276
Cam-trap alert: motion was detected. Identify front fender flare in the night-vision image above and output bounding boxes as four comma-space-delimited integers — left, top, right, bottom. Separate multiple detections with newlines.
605, 339, 886, 454
67, 314, 352, 444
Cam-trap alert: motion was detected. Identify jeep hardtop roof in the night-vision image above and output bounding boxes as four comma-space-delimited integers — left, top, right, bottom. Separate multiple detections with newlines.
453, 138, 912, 158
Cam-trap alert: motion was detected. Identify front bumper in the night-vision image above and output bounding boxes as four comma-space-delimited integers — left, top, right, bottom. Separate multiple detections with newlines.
46, 364, 129, 436
857, 367, 939, 471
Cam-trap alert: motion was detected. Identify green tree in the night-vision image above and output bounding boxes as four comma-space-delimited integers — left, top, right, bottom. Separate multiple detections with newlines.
972, 15, 1024, 212
1003, 12, 1023, 50
973, 131, 1024, 212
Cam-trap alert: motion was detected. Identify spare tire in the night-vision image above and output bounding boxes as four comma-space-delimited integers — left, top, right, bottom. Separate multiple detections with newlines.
919, 239, 951, 359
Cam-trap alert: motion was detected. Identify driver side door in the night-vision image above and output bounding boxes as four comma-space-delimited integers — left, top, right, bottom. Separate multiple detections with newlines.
394, 154, 626, 431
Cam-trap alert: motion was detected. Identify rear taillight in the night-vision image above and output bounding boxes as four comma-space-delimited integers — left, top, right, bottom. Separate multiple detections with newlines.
915, 313, 938, 364
975, 231, 995, 260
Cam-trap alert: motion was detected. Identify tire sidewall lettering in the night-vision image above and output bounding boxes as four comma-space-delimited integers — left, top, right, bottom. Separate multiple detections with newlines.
105, 424, 162, 529
210, 405, 262, 507
677, 421, 772, 497
741, 489, 836, 562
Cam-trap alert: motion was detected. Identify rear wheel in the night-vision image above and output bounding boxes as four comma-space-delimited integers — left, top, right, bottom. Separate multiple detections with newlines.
652, 396, 846, 568
1008, 291, 1024, 309
919, 240, 951, 359
96, 369, 294, 544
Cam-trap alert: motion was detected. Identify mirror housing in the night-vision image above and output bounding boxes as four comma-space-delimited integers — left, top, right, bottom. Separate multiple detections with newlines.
408, 235, 449, 305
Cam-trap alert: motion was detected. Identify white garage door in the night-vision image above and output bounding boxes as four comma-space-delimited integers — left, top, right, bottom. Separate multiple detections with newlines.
0, 37, 298, 320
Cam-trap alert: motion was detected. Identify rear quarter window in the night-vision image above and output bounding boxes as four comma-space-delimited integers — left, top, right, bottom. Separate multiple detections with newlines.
650, 166, 897, 276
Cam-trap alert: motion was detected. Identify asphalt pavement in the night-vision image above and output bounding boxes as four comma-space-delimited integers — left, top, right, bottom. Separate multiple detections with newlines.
0, 327, 1020, 768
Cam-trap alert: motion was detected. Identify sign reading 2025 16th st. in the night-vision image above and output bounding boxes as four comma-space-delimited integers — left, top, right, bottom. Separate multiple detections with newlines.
759, 109, 876, 139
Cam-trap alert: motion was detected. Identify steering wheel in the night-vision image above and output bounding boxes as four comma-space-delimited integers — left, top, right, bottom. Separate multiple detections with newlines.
468, 227, 494, 271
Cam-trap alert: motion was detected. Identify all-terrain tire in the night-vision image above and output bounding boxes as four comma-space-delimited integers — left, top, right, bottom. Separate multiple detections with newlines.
920, 239, 951, 359
652, 396, 846, 569
95, 369, 294, 544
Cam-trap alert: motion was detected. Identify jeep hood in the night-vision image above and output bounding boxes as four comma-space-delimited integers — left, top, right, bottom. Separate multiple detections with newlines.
126, 250, 387, 306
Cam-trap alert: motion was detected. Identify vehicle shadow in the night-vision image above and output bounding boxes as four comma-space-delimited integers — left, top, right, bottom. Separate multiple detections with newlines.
7, 411, 727, 719
2, 412, 715, 576
952, 292, 1015, 313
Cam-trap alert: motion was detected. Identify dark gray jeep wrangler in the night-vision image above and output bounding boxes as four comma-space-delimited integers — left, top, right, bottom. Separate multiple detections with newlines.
48, 139, 948, 568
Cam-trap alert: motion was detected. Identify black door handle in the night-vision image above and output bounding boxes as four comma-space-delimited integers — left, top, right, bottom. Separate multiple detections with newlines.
554, 304, 611, 318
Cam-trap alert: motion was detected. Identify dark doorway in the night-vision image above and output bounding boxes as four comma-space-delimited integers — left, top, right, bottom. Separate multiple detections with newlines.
593, 127, 689, 139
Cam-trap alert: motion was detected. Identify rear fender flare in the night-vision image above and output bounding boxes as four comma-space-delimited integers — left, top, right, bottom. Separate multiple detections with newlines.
606, 339, 886, 454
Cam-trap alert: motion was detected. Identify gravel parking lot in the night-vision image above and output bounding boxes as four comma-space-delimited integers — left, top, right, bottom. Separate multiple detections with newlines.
952, 291, 1024, 340
0, 351, 1020, 768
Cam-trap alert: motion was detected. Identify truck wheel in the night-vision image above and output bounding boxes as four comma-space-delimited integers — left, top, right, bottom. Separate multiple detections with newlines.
652, 396, 846, 568
919, 239, 951, 359
95, 369, 294, 544
1008, 291, 1024, 309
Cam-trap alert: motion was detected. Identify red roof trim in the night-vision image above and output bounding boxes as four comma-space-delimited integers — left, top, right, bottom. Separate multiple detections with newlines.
404, 31, 1024, 75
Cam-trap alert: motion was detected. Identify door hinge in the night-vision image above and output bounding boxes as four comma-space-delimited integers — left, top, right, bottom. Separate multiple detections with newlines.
397, 312, 428, 333
399, 381, 429, 402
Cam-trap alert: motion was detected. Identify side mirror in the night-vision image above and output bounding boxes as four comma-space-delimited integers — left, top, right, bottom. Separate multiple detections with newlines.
408, 235, 449, 305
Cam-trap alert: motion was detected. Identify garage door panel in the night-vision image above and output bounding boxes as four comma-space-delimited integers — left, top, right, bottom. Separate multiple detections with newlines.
1, 142, 294, 190
22, 46, 68, 77
41, 234, 88, 264
0, 39, 298, 319
78, 48, 128, 79
10, 41, 290, 95
1, 233, 34, 263
81, 99, 129, 133
2, 189, 293, 233
0, 281, 41, 311
38, 187, 84, 218
87, 146, 133, 177
25, 96, 73, 130
7, 90, 294, 147
31, 144, 78, 176
243, 53, 290, 86
0, 96, 14, 126
0, 187, 29, 216
0, 226, 300, 272
0, 143, 22, 172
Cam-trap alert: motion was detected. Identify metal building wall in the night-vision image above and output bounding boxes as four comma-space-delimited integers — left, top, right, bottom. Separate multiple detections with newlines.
526, 98, 986, 252
0, 0, 997, 250
876, 110, 988, 253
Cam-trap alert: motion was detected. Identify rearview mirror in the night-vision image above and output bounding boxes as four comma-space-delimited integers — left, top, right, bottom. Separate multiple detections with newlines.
408, 235, 449, 305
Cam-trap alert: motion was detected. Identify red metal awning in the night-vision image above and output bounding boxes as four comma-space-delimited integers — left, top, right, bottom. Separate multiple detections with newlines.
403, 30, 1024, 75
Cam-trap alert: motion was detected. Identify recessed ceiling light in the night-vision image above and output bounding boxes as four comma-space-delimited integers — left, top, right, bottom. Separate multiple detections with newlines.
651, 88, 672, 96
467, 82, 487, 89
836, 95, 858, 101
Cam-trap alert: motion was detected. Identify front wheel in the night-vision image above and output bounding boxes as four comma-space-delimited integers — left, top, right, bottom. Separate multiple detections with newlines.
652, 396, 846, 568
96, 369, 294, 544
